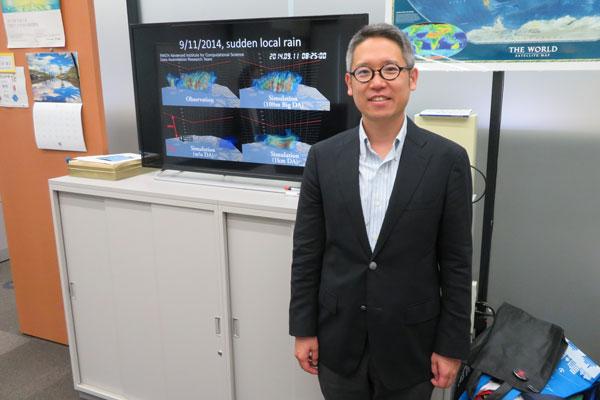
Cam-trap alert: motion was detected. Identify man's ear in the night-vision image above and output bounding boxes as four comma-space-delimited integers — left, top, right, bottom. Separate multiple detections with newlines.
409, 67, 419, 91
345, 73, 353, 96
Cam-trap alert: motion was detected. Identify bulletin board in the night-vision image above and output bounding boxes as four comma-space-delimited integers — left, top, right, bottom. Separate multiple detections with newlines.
0, 0, 108, 344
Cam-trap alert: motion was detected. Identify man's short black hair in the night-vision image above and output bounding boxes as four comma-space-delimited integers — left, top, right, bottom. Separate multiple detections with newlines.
346, 23, 415, 71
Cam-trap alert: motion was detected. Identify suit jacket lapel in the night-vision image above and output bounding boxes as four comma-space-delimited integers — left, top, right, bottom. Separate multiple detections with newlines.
335, 127, 372, 257
372, 120, 431, 258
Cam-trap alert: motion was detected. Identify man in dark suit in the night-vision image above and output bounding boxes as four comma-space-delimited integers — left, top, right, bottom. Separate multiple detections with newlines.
289, 23, 473, 400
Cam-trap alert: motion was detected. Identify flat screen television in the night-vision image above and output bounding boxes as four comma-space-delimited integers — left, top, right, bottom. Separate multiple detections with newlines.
129, 14, 368, 181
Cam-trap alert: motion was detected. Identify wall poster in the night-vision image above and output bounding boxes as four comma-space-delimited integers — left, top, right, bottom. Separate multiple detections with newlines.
1, 0, 65, 48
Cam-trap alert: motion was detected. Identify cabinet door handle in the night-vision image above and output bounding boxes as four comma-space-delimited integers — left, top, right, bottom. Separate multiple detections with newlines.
69, 282, 76, 299
215, 317, 221, 335
233, 318, 240, 338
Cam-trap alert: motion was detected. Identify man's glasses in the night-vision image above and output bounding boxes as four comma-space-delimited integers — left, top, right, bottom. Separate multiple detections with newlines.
348, 62, 410, 83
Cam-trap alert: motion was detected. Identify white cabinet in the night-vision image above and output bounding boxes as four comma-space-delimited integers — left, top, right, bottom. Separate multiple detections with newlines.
49, 173, 322, 400
225, 214, 322, 400
50, 173, 450, 400
57, 192, 229, 400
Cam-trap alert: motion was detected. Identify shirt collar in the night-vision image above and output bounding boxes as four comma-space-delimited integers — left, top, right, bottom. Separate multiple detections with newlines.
359, 114, 408, 160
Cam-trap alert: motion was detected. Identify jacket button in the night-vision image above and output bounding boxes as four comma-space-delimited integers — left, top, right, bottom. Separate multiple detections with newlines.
368, 262, 377, 270
360, 305, 367, 311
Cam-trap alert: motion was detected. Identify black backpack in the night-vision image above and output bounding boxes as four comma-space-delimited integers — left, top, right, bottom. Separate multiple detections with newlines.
457, 303, 568, 400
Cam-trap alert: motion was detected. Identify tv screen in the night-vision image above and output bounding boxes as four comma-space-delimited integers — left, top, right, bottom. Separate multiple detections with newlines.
130, 14, 368, 180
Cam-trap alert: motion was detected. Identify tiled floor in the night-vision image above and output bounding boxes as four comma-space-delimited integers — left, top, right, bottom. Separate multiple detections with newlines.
0, 260, 81, 400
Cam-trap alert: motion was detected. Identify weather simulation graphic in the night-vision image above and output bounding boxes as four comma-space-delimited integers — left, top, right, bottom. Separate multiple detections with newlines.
156, 34, 332, 167
166, 135, 242, 161
167, 71, 216, 91
162, 112, 242, 161
240, 70, 330, 111
161, 70, 240, 108
161, 109, 319, 167
252, 71, 302, 93
242, 129, 311, 166
393, 0, 600, 62
237, 110, 322, 167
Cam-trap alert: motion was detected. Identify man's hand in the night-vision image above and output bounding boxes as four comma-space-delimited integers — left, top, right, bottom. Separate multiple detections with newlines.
430, 352, 461, 388
294, 336, 319, 375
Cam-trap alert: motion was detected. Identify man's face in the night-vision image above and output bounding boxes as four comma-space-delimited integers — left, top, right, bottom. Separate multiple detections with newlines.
345, 37, 418, 126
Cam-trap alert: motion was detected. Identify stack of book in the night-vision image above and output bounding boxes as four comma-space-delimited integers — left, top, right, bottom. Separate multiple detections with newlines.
67, 153, 151, 180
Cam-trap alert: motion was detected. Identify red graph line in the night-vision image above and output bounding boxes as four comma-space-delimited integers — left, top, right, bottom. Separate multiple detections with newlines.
164, 113, 235, 124
160, 60, 231, 70
167, 115, 179, 137
241, 115, 321, 128
238, 59, 322, 70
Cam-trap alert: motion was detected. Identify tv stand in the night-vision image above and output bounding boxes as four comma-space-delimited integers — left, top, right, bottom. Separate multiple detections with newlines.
154, 169, 301, 194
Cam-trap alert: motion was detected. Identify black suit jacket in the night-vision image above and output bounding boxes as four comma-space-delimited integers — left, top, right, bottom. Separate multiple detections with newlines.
289, 118, 473, 390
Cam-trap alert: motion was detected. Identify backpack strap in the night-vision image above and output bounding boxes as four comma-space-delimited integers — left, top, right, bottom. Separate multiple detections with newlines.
584, 381, 600, 400
483, 382, 514, 400
464, 371, 514, 400
466, 369, 483, 399
520, 393, 564, 400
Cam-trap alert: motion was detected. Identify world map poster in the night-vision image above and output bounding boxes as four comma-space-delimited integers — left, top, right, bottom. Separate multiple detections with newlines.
392, 0, 600, 63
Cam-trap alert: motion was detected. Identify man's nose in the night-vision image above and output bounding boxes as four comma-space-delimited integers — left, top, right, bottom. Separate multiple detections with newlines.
369, 72, 387, 87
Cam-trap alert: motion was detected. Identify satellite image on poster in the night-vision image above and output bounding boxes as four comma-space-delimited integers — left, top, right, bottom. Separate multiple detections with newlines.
392, 0, 600, 62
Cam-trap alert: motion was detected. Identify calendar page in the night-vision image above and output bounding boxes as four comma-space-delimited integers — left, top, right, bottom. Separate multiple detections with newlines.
33, 102, 86, 151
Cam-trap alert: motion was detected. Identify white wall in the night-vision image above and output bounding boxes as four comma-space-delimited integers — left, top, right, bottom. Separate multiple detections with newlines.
291, 0, 386, 22
94, 0, 600, 361
411, 69, 600, 361
486, 70, 600, 360
93, 0, 139, 153
0, 194, 9, 261
139, 0, 288, 23
406, 70, 493, 282
138, 0, 386, 24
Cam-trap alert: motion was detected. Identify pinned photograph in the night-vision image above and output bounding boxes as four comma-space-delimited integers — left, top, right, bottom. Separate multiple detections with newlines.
26, 52, 81, 102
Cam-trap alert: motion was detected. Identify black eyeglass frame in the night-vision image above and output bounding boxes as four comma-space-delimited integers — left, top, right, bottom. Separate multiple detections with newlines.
348, 62, 412, 83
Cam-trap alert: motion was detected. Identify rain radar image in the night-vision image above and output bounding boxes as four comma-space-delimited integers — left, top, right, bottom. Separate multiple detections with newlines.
393, 0, 600, 62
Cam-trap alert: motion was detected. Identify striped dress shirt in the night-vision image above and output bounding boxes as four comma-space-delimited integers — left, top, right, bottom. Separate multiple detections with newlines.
358, 116, 407, 251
